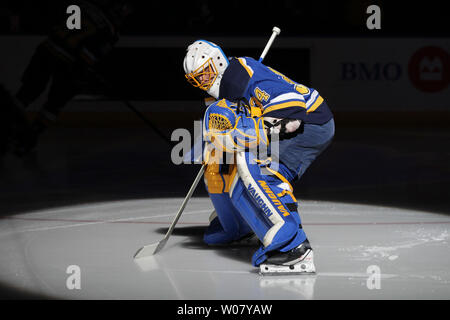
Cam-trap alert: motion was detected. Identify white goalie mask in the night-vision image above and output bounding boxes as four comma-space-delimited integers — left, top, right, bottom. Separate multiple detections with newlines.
183, 40, 229, 99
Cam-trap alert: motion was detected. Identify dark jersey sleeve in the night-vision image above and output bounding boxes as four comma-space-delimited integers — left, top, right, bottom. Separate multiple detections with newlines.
218, 57, 251, 102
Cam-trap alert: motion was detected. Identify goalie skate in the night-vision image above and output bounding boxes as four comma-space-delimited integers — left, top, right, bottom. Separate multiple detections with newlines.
259, 240, 316, 275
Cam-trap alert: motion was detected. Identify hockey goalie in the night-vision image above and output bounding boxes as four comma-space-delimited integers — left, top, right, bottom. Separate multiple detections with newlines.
201, 98, 315, 275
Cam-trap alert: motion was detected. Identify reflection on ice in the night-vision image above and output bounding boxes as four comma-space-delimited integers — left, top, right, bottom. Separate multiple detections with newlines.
260, 276, 317, 300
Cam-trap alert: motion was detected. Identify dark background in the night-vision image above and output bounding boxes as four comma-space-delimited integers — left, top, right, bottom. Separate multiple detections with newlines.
0, 0, 449, 299
0, 0, 448, 37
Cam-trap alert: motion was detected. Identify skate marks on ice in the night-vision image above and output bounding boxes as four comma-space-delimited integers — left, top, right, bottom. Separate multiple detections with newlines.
0, 198, 449, 299
341, 228, 449, 262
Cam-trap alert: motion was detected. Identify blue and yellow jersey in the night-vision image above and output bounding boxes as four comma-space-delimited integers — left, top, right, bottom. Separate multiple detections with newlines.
219, 57, 333, 124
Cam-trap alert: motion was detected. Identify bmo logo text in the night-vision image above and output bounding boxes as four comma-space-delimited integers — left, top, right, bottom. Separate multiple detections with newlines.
341, 46, 449, 94
408, 46, 449, 93
342, 62, 402, 81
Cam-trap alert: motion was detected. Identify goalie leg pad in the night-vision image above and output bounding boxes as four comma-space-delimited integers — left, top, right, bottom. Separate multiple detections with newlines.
203, 163, 252, 245
203, 192, 253, 245
231, 151, 307, 267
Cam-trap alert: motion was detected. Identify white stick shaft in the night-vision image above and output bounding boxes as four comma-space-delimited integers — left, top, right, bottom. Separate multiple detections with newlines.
163, 164, 206, 240
133, 164, 206, 258
259, 26, 281, 62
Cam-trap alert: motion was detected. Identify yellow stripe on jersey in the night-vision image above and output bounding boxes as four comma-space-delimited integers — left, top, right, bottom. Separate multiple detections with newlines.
263, 101, 306, 115
307, 96, 324, 113
237, 58, 254, 77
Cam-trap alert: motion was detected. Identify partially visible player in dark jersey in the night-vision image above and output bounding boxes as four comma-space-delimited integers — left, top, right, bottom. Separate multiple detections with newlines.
3, 0, 133, 156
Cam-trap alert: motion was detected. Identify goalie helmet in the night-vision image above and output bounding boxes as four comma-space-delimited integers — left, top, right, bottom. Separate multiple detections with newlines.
183, 40, 229, 99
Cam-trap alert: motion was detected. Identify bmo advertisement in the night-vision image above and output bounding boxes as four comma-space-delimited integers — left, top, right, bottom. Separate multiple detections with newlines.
311, 39, 449, 111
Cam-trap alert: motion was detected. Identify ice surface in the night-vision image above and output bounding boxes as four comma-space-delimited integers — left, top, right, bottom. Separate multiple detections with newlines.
0, 198, 449, 299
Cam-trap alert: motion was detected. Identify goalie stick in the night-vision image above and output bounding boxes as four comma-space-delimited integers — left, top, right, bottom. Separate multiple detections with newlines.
133, 163, 206, 258
133, 26, 281, 259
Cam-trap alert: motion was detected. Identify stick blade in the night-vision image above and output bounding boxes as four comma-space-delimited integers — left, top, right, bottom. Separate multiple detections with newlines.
133, 242, 159, 259
133, 239, 167, 259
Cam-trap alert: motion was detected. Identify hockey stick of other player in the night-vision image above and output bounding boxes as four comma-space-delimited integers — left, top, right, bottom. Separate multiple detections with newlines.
120, 99, 175, 148
86, 69, 175, 148
133, 163, 206, 259
133, 26, 281, 259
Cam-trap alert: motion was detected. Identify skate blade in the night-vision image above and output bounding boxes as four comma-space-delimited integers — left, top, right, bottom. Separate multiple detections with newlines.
259, 251, 316, 275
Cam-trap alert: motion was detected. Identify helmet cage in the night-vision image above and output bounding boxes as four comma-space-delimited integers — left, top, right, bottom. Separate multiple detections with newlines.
185, 58, 218, 91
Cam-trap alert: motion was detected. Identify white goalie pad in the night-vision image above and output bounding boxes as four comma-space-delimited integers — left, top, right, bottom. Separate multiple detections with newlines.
235, 151, 286, 248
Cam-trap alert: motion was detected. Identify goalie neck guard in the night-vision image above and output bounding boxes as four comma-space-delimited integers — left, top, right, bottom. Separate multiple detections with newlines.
184, 40, 229, 99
